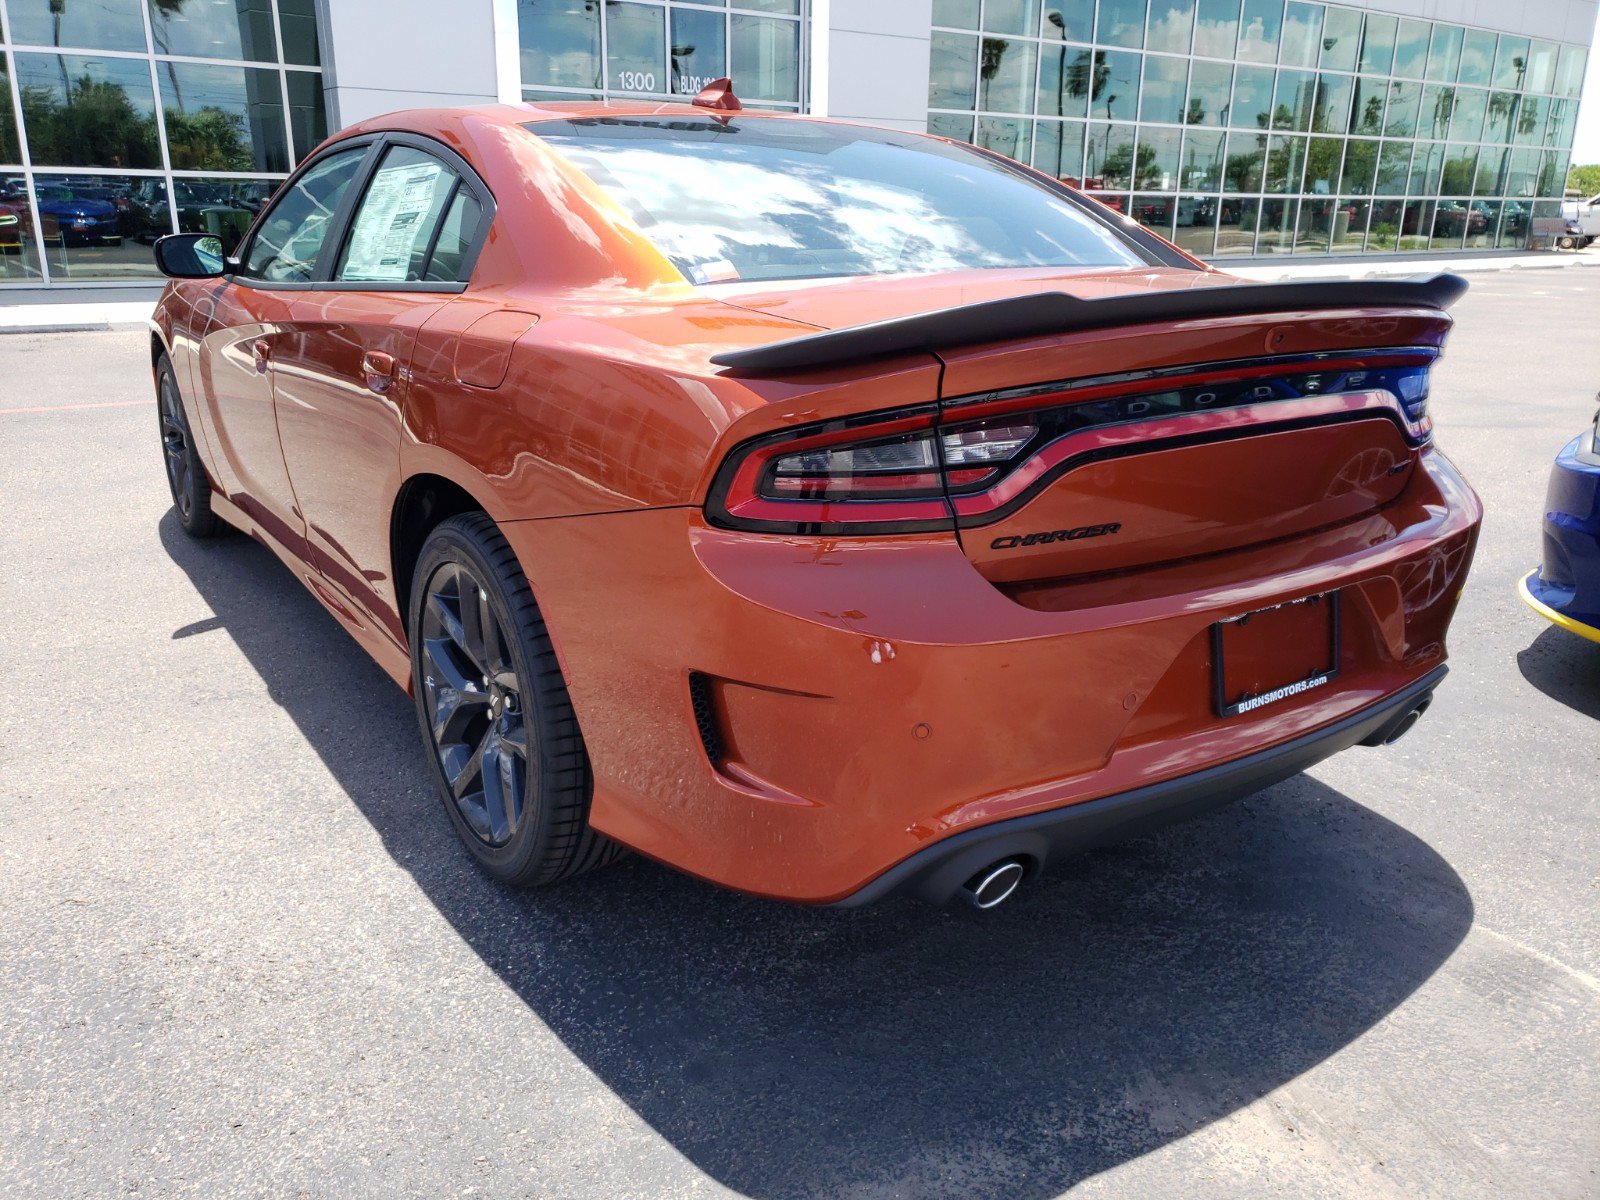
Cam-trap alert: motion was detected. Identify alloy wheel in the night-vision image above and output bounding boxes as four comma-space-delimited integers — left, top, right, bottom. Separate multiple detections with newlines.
159, 372, 195, 519
419, 560, 529, 847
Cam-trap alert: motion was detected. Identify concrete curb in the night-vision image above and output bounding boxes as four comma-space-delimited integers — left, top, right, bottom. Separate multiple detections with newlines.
0, 301, 158, 334
1228, 251, 1598, 282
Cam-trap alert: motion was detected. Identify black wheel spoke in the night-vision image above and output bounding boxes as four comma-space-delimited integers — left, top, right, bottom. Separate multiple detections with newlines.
456, 577, 491, 673
479, 736, 520, 844
434, 684, 489, 745
497, 714, 529, 759
448, 733, 488, 801
427, 588, 469, 659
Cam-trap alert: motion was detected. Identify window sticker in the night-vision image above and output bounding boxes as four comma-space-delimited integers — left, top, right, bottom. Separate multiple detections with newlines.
343, 160, 447, 281
689, 258, 740, 284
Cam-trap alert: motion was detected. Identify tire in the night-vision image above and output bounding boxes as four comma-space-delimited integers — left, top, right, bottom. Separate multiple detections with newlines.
408, 512, 624, 887
156, 354, 223, 538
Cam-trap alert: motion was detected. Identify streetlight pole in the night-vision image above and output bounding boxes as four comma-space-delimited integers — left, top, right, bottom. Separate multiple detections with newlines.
1047, 11, 1065, 179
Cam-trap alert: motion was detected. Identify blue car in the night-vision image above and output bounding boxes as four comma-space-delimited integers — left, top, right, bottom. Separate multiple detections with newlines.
1523, 406, 1600, 644
35, 186, 122, 245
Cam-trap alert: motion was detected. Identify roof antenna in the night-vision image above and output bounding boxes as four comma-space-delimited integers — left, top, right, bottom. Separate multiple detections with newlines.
692, 78, 742, 114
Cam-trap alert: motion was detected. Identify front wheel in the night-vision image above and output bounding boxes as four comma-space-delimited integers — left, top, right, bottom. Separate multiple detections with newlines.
408, 513, 624, 887
156, 354, 222, 538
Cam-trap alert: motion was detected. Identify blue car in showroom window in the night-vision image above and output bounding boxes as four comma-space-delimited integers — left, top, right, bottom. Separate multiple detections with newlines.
1522, 402, 1600, 645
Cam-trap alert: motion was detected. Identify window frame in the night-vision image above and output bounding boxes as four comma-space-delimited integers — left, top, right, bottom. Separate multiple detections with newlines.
229, 131, 497, 294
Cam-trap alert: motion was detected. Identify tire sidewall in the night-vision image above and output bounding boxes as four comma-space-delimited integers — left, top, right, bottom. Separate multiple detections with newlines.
408, 519, 552, 880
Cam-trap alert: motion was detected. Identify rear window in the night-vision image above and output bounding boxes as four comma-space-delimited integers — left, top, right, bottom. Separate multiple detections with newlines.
528, 116, 1146, 286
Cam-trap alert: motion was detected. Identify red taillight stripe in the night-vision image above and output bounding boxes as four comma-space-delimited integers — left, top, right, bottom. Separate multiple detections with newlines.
720, 494, 952, 525
770, 471, 947, 496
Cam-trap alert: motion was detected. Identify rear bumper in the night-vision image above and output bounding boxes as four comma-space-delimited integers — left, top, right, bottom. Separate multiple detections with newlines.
1522, 435, 1600, 641
505, 447, 1480, 905
832, 666, 1445, 906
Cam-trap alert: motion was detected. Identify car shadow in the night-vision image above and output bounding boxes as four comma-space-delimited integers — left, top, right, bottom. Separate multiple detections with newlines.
1517, 625, 1600, 720
160, 513, 1473, 1199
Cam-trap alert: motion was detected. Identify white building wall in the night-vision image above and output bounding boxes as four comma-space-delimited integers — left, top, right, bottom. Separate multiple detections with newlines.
316, 0, 511, 129
811, 0, 935, 132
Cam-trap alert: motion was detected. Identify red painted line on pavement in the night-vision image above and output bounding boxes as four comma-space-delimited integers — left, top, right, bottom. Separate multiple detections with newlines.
0, 399, 157, 415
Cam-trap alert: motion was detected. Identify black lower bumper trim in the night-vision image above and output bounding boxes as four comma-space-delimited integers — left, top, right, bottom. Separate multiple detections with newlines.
833, 666, 1448, 908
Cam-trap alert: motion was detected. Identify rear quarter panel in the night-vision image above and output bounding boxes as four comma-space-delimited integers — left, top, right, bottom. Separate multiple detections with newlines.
400, 294, 945, 520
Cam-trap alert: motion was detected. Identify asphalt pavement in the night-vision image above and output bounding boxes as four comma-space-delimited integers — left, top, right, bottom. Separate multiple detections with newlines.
1, 273, 1597, 1199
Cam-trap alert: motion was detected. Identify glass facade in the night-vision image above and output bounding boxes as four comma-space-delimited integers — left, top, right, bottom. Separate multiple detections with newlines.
928, 0, 1586, 257
517, 0, 805, 109
0, 0, 325, 285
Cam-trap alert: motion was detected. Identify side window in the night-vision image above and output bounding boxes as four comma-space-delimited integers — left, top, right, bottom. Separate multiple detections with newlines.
335, 146, 463, 284
242, 147, 367, 283
423, 190, 485, 282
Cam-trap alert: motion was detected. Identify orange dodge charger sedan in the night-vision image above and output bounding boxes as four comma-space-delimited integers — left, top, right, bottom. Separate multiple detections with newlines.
151, 85, 1481, 909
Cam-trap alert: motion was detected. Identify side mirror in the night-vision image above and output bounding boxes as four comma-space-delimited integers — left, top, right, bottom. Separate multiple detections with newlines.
154, 233, 227, 279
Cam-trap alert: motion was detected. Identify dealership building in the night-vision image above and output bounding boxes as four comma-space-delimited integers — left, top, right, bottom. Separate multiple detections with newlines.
1, 0, 1595, 288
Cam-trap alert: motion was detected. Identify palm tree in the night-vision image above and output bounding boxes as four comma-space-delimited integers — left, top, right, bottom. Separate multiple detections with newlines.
150, 0, 188, 108
979, 38, 1009, 111
1067, 49, 1112, 106
1431, 87, 1457, 138
49, 0, 73, 96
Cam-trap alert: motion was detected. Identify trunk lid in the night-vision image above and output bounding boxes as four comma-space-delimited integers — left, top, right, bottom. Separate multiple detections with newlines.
710, 266, 1456, 586
926, 277, 1450, 587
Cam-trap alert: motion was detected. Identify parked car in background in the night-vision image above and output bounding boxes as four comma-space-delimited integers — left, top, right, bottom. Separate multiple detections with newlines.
1501, 201, 1531, 241
1559, 193, 1600, 249
1522, 403, 1600, 644
1433, 201, 1486, 239
150, 92, 1483, 909
231, 181, 280, 212
1134, 198, 1171, 225
1174, 195, 1215, 226
34, 184, 121, 245
0, 200, 30, 252
130, 180, 261, 248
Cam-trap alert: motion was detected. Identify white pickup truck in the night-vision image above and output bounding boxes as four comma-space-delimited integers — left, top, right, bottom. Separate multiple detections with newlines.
1559, 194, 1600, 248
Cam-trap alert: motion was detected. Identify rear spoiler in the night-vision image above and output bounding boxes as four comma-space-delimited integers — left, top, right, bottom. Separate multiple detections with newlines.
710, 272, 1469, 375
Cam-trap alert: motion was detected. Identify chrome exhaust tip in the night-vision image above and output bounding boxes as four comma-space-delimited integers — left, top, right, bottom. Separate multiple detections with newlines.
957, 859, 1026, 910
1382, 694, 1433, 745
1359, 690, 1438, 748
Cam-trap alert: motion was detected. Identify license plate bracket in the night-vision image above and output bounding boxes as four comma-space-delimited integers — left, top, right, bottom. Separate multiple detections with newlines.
1211, 591, 1342, 718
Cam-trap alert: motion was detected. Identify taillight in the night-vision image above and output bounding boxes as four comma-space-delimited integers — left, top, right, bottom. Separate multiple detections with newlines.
707, 350, 1436, 534
1389, 366, 1431, 432
706, 407, 1043, 533
765, 419, 1038, 501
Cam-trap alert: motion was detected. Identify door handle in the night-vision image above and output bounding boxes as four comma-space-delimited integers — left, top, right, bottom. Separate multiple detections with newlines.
361, 350, 396, 395
251, 338, 270, 373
